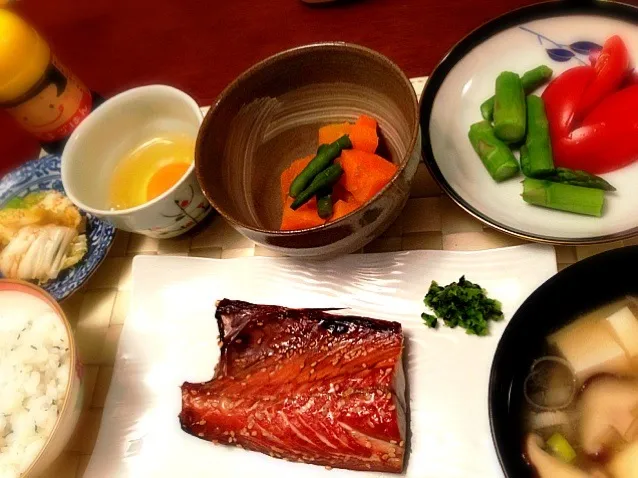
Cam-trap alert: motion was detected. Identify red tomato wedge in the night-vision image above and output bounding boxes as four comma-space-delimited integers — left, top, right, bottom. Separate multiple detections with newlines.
553, 85, 638, 174
542, 35, 637, 174
542, 66, 594, 137
576, 35, 629, 120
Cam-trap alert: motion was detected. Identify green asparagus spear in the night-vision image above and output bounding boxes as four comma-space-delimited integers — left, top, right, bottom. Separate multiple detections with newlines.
521, 65, 554, 91
493, 72, 527, 142
289, 135, 351, 198
317, 188, 334, 219
480, 98, 496, 122
468, 121, 519, 182
522, 95, 554, 178
522, 178, 605, 217
291, 164, 343, 210
480, 65, 553, 121
545, 168, 616, 191
520, 144, 531, 177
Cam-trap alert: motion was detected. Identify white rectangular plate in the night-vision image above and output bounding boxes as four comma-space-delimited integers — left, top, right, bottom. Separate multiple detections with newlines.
85, 245, 556, 477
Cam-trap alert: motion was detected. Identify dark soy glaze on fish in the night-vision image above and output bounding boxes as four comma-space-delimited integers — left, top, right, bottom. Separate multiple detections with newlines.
180, 299, 406, 473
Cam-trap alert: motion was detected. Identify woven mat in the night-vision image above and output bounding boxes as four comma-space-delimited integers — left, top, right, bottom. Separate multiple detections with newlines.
45, 77, 633, 478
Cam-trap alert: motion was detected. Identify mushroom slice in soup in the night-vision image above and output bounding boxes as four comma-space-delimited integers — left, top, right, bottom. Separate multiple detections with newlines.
579, 376, 638, 456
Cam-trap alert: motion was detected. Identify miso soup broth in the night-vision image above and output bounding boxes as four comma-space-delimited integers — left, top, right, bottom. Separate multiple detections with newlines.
522, 297, 638, 478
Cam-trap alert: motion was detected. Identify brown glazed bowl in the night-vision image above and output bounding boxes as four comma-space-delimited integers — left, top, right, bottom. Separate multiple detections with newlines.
195, 42, 420, 258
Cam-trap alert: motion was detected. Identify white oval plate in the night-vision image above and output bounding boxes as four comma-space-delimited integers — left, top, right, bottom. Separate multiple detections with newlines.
420, 1, 638, 244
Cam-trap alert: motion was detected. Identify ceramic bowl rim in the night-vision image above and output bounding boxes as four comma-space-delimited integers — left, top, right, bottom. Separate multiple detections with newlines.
195, 41, 419, 236
61, 84, 203, 217
419, 0, 638, 245
0, 279, 78, 476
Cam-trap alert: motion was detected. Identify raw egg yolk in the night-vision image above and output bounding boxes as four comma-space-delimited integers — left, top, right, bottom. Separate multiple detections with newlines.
146, 162, 190, 201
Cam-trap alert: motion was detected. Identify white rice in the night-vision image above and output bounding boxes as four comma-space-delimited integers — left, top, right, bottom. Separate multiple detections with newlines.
0, 291, 70, 478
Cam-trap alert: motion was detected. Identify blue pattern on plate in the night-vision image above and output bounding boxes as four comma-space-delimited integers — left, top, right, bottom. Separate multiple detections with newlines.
519, 26, 602, 65
0, 155, 116, 301
570, 41, 603, 56
546, 48, 575, 62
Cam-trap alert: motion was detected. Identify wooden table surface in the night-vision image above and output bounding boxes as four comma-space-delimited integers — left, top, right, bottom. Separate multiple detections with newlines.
0, 0, 540, 173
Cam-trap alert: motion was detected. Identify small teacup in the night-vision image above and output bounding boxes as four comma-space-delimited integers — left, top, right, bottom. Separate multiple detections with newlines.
61, 85, 211, 238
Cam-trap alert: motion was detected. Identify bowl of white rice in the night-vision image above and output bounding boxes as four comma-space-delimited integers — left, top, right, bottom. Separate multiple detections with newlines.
0, 280, 83, 478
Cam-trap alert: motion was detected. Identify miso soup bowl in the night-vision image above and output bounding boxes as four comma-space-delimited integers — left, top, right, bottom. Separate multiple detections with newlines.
489, 246, 638, 477
195, 43, 420, 258
61, 85, 211, 239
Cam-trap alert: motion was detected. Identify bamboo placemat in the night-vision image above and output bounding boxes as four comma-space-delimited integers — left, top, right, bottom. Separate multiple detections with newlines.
42, 77, 633, 478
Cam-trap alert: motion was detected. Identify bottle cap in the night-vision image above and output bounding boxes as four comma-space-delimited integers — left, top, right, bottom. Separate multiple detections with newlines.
0, 9, 51, 103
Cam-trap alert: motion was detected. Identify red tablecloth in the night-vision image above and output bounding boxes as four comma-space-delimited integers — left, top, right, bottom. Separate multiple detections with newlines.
1, 0, 537, 175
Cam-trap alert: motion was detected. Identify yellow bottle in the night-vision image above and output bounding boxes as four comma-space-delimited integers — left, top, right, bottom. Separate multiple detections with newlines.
0, 9, 101, 154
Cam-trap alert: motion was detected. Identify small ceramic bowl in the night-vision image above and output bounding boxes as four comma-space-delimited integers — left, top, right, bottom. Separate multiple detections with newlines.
61, 85, 212, 239
196, 42, 420, 258
0, 279, 83, 477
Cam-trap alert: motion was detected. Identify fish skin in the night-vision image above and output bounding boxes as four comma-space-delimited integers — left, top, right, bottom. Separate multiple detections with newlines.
180, 299, 406, 473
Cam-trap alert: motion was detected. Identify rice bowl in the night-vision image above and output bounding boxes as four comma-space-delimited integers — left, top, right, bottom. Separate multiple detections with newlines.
0, 280, 83, 478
